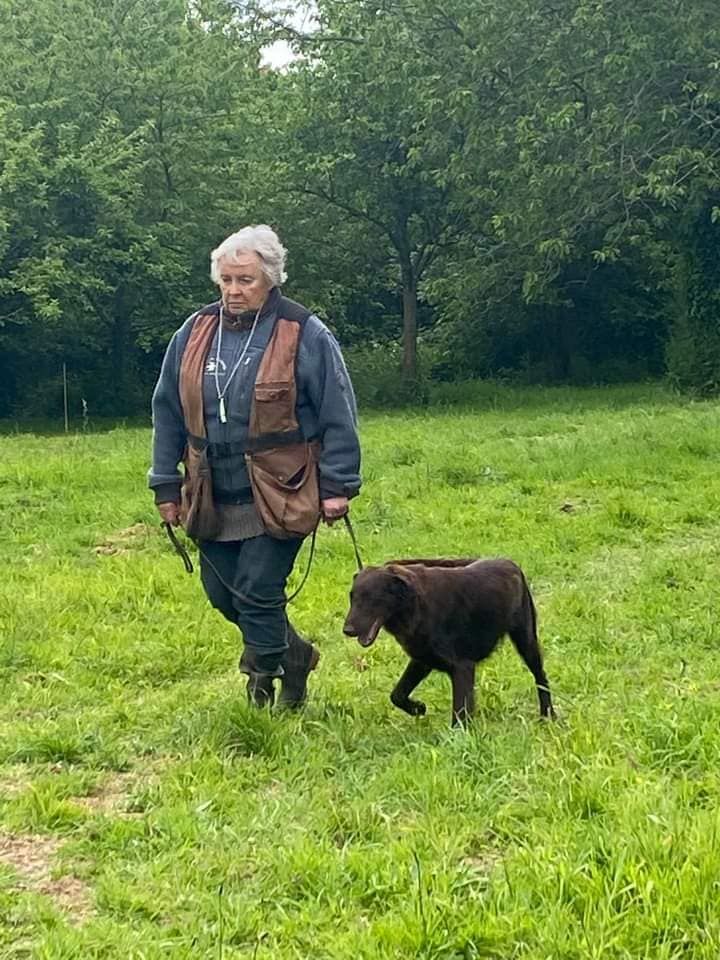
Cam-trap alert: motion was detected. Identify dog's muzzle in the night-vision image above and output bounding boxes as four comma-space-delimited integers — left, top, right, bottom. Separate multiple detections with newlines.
344, 618, 382, 648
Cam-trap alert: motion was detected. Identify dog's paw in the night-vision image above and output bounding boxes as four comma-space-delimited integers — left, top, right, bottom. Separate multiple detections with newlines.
391, 693, 427, 716
406, 699, 427, 717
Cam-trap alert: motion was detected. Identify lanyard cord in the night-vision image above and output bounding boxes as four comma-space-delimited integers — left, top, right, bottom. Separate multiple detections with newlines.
213, 305, 261, 420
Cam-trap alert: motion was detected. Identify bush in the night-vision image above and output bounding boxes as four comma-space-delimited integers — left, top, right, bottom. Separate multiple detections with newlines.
343, 341, 433, 407
666, 229, 720, 396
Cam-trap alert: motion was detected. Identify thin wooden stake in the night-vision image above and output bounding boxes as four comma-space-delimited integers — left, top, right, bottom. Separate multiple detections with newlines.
63, 363, 69, 433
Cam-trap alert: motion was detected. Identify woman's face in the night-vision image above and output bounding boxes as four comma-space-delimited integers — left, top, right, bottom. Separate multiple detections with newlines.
217, 252, 273, 314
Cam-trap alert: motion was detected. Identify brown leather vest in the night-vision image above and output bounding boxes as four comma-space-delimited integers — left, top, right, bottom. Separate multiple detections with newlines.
177, 306, 320, 540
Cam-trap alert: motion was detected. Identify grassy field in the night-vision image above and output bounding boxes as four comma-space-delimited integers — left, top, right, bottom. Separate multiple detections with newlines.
2, 382, 720, 958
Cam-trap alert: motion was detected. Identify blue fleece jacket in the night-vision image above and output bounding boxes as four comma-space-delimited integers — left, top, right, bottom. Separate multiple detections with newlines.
148, 292, 361, 505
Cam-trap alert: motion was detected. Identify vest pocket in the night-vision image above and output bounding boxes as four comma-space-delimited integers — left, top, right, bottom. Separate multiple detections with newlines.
180, 445, 222, 541
253, 381, 295, 434
245, 442, 321, 539
255, 384, 289, 402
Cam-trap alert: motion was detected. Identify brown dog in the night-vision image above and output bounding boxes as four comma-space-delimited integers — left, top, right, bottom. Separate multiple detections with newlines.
342, 558, 555, 726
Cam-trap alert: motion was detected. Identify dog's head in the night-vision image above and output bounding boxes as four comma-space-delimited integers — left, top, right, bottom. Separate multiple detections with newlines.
342, 564, 417, 647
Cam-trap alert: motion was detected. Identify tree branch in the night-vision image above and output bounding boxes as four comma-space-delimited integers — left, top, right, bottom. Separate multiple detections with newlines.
298, 183, 393, 239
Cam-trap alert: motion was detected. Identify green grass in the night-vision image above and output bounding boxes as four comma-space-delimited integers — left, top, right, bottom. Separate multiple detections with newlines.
2, 381, 720, 958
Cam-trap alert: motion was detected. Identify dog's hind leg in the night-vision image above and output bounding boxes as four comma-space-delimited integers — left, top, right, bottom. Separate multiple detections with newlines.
509, 622, 555, 719
450, 660, 476, 726
390, 659, 431, 716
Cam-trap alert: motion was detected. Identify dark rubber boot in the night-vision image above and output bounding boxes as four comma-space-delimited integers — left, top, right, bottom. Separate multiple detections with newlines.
239, 649, 283, 708
245, 673, 276, 707
278, 624, 320, 709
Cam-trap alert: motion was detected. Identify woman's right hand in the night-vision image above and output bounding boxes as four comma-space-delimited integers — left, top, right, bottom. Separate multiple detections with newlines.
157, 502, 181, 526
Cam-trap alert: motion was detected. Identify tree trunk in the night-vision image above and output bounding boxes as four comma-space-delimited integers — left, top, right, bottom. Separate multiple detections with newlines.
401, 268, 418, 379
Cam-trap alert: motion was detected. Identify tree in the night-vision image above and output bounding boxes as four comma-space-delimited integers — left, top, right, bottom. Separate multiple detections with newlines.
255, 0, 466, 379
410, 0, 720, 380
2, 0, 719, 413
0, 0, 266, 415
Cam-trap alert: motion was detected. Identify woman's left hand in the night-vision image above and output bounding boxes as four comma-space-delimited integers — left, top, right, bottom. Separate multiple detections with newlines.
321, 497, 349, 524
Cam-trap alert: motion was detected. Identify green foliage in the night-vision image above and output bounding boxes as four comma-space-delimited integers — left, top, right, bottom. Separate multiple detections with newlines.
2, 0, 720, 409
0, 0, 267, 414
344, 341, 449, 407
256, 0, 468, 378
666, 206, 720, 395
410, 0, 720, 380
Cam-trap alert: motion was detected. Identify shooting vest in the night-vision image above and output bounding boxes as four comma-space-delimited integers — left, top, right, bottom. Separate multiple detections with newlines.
177, 299, 320, 540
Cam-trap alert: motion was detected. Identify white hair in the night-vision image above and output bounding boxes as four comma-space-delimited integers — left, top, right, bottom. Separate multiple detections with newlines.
210, 224, 287, 286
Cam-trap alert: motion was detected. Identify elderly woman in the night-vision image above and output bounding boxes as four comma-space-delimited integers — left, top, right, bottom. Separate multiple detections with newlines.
149, 225, 361, 707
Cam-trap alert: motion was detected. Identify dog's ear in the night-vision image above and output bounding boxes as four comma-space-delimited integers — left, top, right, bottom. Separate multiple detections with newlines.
386, 564, 417, 598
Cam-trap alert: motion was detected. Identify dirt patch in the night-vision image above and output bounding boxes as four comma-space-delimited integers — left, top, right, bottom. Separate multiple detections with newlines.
0, 833, 94, 921
71, 771, 145, 817
0, 765, 31, 798
93, 522, 155, 556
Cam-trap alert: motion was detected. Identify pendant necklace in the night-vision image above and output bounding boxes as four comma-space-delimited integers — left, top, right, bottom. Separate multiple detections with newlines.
214, 304, 261, 424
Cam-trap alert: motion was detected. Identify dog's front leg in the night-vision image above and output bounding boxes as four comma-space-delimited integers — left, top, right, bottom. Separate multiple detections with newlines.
450, 660, 476, 726
390, 659, 431, 716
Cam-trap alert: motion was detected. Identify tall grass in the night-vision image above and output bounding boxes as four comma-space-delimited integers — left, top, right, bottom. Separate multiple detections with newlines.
2, 382, 720, 957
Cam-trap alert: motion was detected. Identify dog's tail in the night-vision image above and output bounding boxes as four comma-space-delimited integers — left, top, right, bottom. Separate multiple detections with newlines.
515, 568, 555, 719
